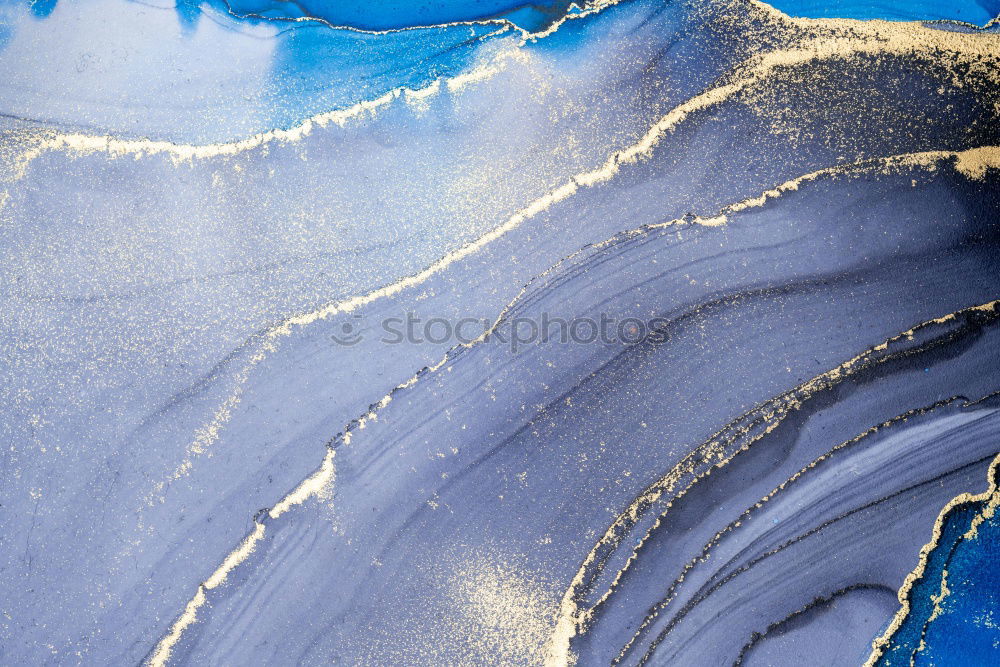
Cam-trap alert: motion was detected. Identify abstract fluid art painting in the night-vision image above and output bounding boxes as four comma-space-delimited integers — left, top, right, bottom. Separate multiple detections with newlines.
1, 0, 999, 665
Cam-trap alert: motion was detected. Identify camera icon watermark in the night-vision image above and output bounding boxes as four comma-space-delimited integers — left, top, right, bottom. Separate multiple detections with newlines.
329, 313, 364, 346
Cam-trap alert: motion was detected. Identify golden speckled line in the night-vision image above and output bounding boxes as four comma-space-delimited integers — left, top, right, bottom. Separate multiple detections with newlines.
148, 522, 265, 667
626, 304, 1000, 666
6, 0, 999, 179
146, 446, 335, 667
148, 17, 1000, 494
1, 0, 630, 179
6, 48, 528, 179
146, 145, 997, 665
124, 1, 1000, 661
865, 431, 1000, 665
609, 395, 993, 665
544, 298, 1000, 666
708, 146, 1000, 227
142, 212, 720, 667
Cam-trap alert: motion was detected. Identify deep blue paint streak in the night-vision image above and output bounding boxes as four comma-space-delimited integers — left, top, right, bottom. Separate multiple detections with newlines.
223, 0, 581, 31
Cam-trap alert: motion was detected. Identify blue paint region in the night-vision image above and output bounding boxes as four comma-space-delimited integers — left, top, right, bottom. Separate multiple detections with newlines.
27, 0, 57, 18
226, 0, 580, 31
765, 0, 1000, 24
918, 512, 1000, 665
262, 21, 501, 142
175, 0, 203, 33
877, 491, 1000, 666
0, 0, 511, 142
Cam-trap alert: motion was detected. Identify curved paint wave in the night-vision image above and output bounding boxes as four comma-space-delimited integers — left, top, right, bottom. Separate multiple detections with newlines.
0, 0, 998, 665
217, 0, 588, 32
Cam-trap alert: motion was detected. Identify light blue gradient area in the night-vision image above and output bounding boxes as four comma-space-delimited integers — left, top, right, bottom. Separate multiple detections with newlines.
766, 0, 1000, 24
0, 0, 515, 143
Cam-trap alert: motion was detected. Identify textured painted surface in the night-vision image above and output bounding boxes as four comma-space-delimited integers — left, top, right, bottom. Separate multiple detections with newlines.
767, 0, 1000, 25
771, 0, 1000, 26
0, 1, 998, 665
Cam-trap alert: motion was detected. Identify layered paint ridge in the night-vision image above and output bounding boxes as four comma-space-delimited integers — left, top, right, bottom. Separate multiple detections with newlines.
0, 0, 998, 665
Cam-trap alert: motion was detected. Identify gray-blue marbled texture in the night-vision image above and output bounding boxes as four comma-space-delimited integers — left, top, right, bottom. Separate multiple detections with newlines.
0, 0, 998, 664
